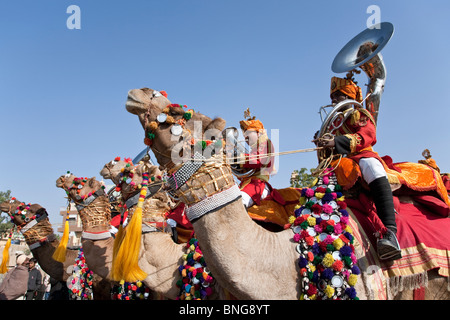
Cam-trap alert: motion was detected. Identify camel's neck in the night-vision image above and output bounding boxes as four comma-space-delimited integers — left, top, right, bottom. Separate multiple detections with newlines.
77, 195, 111, 234
75, 194, 114, 279
23, 219, 75, 281
139, 232, 186, 299
175, 162, 299, 299
22, 219, 55, 249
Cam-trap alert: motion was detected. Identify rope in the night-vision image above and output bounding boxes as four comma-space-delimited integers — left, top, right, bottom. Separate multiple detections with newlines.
173, 146, 324, 164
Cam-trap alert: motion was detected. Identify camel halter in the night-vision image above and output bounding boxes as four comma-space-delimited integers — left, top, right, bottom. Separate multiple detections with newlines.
60, 176, 112, 240
19, 210, 55, 250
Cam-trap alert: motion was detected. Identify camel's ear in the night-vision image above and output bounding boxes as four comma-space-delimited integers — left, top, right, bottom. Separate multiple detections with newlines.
35, 207, 48, 217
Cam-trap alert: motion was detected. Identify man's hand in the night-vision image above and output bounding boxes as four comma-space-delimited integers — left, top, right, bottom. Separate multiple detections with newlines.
312, 136, 335, 148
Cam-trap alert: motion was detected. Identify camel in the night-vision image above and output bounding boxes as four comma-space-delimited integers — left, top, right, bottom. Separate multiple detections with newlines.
55, 174, 116, 283
0, 199, 111, 299
59, 163, 223, 300
124, 87, 450, 300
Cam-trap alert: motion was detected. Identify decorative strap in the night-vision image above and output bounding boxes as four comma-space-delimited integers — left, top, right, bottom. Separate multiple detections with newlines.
81, 230, 112, 241
20, 211, 48, 234
167, 152, 205, 191
75, 189, 106, 212
186, 185, 241, 222
141, 221, 167, 234
28, 233, 56, 250
124, 183, 162, 209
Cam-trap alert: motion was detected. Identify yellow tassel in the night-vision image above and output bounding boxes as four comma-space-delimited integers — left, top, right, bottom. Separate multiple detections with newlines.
111, 176, 149, 282
52, 215, 69, 262
0, 234, 12, 274
109, 219, 125, 280
113, 206, 147, 282
113, 224, 125, 258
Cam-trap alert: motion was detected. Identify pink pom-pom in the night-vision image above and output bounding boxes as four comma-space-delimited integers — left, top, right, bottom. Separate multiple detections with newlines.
334, 223, 343, 234
314, 224, 323, 233
305, 188, 315, 198
324, 235, 334, 245
322, 203, 333, 214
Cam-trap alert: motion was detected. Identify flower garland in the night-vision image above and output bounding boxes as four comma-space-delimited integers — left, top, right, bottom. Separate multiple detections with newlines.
176, 236, 214, 300
111, 280, 152, 300
67, 248, 94, 300
287, 169, 360, 300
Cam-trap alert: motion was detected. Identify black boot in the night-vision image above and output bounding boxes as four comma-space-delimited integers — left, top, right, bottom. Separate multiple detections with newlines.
368, 177, 402, 261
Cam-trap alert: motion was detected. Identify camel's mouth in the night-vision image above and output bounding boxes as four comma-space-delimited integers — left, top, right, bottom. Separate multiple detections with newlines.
126, 90, 145, 110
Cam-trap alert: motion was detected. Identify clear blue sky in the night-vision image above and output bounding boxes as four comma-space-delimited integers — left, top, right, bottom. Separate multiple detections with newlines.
1, 1, 449, 229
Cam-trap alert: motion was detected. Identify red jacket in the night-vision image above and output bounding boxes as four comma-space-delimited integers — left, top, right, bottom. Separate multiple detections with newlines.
334, 108, 383, 164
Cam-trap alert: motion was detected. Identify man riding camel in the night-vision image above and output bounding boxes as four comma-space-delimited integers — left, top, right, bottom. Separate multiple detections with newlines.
238, 110, 279, 209
314, 75, 401, 261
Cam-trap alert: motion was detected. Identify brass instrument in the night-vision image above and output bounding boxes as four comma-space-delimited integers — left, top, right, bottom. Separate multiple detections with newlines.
331, 22, 394, 124
316, 22, 394, 162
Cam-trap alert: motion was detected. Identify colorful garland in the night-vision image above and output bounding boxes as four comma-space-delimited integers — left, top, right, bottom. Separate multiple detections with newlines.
111, 280, 152, 300
68, 248, 94, 300
287, 169, 360, 300
176, 236, 214, 300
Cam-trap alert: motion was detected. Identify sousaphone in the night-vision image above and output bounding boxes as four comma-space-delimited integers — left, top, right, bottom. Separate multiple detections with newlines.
317, 22, 394, 143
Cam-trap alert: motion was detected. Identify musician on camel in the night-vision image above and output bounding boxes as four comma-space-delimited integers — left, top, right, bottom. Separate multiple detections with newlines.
314, 76, 401, 261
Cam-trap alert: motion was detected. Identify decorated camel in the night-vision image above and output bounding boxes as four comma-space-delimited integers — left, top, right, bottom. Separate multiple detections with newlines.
58, 162, 224, 300
55, 173, 115, 283
101, 157, 221, 299
124, 87, 450, 300
0, 199, 111, 299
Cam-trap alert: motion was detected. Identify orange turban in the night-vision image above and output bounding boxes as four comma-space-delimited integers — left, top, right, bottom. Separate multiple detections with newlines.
239, 119, 264, 132
330, 76, 363, 102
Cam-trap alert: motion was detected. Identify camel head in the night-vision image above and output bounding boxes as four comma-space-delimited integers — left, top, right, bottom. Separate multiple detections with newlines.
125, 88, 226, 167
56, 173, 75, 190
0, 198, 22, 217
99, 157, 133, 184
0, 199, 46, 227
128, 163, 173, 222
56, 174, 104, 202
117, 161, 164, 200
